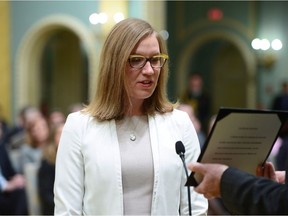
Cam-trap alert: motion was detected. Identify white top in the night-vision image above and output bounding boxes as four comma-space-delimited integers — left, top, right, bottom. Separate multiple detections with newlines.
54, 109, 208, 215
116, 115, 153, 215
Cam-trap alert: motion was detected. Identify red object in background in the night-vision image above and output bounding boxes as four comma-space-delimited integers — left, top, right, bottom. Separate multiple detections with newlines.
208, 8, 223, 21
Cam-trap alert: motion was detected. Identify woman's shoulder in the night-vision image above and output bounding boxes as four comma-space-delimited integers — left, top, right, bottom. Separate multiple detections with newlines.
172, 108, 189, 117
64, 111, 108, 135
65, 111, 95, 125
67, 110, 90, 120
154, 109, 190, 125
164, 108, 190, 120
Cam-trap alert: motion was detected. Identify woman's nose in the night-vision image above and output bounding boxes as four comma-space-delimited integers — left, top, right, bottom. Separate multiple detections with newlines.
142, 61, 154, 75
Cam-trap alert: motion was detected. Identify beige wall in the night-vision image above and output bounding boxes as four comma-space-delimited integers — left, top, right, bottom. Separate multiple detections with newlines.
0, 1, 11, 123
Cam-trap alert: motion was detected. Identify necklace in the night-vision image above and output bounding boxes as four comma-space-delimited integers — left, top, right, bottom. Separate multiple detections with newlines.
128, 116, 141, 142
129, 133, 136, 141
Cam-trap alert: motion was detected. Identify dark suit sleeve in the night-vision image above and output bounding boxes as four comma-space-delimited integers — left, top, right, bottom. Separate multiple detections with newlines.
220, 167, 288, 214
0, 144, 16, 179
37, 159, 55, 215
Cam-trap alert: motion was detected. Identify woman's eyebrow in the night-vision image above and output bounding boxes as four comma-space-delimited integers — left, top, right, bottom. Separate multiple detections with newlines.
130, 52, 161, 56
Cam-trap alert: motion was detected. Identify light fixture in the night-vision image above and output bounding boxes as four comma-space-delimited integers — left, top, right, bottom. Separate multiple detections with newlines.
89, 12, 124, 25
98, 12, 108, 24
89, 13, 99, 25
271, 39, 283, 51
252, 38, 283, 51
251, 38, 283, 69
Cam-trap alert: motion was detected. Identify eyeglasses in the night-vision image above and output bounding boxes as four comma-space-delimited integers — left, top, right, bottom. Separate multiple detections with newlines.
128, 54, 169, 69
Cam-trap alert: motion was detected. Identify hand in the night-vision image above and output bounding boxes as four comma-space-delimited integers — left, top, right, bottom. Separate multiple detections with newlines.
256, 162, 286, 183
3, 174, 26, 192
188, 162, 228, 199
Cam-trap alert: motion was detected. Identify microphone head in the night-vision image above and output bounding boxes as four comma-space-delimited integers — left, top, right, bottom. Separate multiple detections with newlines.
175, 141, 185, 155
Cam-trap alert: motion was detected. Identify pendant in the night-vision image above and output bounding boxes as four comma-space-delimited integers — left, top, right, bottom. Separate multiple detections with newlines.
130, 133, 136, 141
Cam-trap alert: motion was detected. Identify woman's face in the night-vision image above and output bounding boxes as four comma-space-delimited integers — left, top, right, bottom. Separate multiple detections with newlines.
30, 117, 49, 144
125, 34, 161, 105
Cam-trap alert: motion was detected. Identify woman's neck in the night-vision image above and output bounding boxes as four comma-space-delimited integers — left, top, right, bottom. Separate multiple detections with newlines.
126, 99, 145, 116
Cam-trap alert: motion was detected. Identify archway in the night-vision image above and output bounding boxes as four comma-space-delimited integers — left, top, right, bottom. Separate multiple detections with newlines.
190, 39, 247, 114
177, 30, 257, 116
40, 28, 89, 116
15, 15, 98, 117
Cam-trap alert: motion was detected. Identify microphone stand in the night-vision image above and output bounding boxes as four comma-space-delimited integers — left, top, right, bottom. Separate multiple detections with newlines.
179, 153, 192, 216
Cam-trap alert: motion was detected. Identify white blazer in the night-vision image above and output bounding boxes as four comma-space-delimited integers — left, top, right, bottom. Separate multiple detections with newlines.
54, 109, 208, 215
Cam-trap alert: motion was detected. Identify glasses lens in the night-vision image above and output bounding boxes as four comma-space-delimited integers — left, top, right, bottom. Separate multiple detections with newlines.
129, 54, 168, 68
129, 56, 146, 68
150, 56, 165, 68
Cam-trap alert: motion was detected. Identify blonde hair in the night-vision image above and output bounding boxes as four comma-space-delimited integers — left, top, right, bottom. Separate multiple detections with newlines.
42, 123, 63, 165
42, 142, 57, 165
84, 18, 175, 121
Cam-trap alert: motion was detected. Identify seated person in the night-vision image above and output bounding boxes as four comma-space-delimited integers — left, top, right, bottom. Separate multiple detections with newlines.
0, 142, 28, 215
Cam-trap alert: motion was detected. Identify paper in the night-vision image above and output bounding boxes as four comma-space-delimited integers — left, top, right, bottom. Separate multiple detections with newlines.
186, 108, 288, 186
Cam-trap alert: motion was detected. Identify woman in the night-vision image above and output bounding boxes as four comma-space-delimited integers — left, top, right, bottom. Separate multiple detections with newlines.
54, 18, 208, 215
38, 122, 64, 215
18, 116, 49, 174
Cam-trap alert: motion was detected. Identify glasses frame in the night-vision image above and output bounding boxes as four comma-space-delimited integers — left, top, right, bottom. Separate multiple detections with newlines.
128, 54, 169, 69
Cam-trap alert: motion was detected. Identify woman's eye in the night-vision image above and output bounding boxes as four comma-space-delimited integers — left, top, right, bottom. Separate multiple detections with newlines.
131, 57, 144, 63
151, 57, 160, 63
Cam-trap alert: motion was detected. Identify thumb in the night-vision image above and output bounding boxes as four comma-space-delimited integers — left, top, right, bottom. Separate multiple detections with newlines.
188, 162, 202, 173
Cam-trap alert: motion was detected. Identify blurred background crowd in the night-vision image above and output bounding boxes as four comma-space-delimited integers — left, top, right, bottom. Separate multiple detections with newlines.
0, 103, 82, 215
1, 1, 288, 215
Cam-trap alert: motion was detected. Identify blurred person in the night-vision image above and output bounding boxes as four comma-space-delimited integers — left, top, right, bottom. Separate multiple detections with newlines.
0, 105, 9, 141
3, 105, 42, 150
38, 122, 64, 215
18, 116, 50, 174
0, 141, 28, 215
0, 120, 9, 143
266, 136, 283, 169
189, 161, 288, 214
1, 106, 43, 174
48, 109, 66, 130
177, 103, 206, 148
54, 18, 208, 215
273, 122, 288, 173
271, 81, 288, 111
261, 118, 288, 172
181, 73, 211, 132
275, 137, 288, 171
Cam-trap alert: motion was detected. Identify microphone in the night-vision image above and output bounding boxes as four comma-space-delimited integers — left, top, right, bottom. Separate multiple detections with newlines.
175, 141, 192, 216
176, 141, 185, 158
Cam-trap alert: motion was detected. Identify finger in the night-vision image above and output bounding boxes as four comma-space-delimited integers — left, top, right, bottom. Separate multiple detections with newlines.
267, 162, 277, 180
264, 165, 271, 177
263, 162, 275, 178
256, 165, 263, 176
